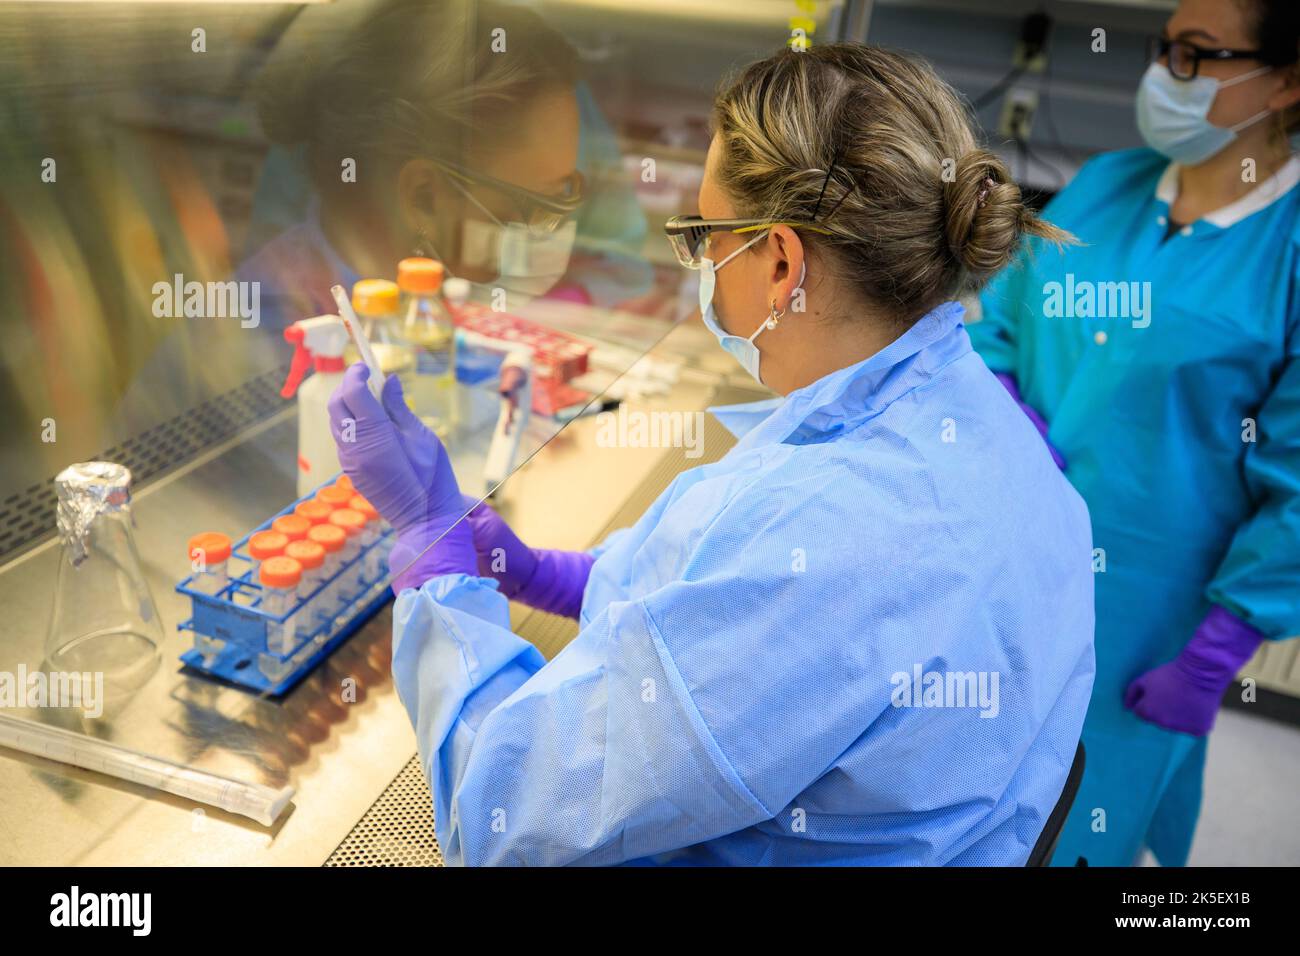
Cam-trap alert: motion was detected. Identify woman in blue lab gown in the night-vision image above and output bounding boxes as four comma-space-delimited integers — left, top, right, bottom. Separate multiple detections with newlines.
970, 0, 1300, 865
332, 44, 1096, 865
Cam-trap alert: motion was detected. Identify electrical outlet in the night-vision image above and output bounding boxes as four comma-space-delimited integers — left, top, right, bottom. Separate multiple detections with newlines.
1014, 11, 1051, 74
999, 88, 1039, 140
1013, 39, 1048, 74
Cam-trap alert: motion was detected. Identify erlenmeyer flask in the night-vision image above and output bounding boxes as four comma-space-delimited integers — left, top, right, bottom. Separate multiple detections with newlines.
45, 462, 162, 697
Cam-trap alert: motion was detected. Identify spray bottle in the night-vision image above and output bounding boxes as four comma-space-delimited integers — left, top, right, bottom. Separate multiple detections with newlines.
281, 315, 349, 497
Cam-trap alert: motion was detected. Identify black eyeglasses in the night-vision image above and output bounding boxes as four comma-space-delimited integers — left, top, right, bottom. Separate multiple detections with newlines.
1148, 36, 1265, 81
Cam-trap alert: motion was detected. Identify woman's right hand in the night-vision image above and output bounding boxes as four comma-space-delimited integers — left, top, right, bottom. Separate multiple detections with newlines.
327, 363, 462, 534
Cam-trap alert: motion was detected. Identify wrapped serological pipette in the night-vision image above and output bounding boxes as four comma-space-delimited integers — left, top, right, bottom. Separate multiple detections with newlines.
0, 712, 294, 826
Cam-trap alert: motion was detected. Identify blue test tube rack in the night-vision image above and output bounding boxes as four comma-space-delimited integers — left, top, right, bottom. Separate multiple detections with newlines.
175, 477, 394, 695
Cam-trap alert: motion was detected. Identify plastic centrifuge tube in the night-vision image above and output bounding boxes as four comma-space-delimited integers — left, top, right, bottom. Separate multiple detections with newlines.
0, 712, 294, 826
315, 483, 353, 512
259, 556, 302, 656
349, 495, 385, 584
306, 523, 347, 628
293, 499, 333, 526
187, 532, 231, 596
248, 530, 289, 584
328, 508, 366, 595
285, 539, 328, 632
271, 514, 311, 543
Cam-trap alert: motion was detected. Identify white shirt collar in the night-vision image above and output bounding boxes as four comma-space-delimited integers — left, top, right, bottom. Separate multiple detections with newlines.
1156, 154, 1300, 228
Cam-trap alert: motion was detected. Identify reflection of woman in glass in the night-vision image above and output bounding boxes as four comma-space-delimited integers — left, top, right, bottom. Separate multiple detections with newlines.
241, 0, 646, 330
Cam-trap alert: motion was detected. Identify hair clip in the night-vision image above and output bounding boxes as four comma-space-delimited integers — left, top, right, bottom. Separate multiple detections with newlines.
977, 176, 996, 208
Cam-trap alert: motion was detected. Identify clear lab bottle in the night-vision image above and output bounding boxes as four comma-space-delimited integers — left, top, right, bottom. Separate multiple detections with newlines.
397, 257, 459, 431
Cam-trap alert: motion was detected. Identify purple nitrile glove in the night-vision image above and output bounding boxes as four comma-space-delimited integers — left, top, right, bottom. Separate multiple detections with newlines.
995, 372, 1067, 470
460, 494, 594, 620
328, 363, 475, 592
1124, 606, 1264, 736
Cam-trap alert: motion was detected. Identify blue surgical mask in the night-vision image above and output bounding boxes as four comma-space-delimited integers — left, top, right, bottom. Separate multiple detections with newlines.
1136, 61, 1274, 165
698, 231, 805, 386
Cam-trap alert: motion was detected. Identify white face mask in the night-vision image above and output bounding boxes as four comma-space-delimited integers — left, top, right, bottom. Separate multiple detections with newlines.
1136, 61, 1275, 165
455, 182, 577, 300
698, 230, 805, 387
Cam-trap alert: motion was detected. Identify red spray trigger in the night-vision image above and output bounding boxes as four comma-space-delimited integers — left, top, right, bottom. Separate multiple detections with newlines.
280, 315, 350, 398
281, 324, 312, 399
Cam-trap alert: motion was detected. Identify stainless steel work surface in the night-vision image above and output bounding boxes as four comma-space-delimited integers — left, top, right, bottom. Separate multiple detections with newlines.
0, 319, 748, 865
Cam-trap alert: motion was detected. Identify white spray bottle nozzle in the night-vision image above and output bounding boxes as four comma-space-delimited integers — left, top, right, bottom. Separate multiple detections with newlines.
281, 315, 349, 398
298, 314, 349, 356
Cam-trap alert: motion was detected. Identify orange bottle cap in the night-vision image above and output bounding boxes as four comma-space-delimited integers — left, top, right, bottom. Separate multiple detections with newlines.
294, 500, 334, 524
351, 279, 399, 316
397, 257, 445, 294
349, 495, 379, 522
329, 508, 366, 535
307, 523, 346, 553
248, 530, 289, 560
316, 484, 353, 508
188, 532, 232, 564
260, 555, 302, 589
285, 539, 325, 570
271, 514, 311, 541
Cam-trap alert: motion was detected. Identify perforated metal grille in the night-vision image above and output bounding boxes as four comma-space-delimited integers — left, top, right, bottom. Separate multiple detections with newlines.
325, 755, 443, 867
0, 365, 289, 563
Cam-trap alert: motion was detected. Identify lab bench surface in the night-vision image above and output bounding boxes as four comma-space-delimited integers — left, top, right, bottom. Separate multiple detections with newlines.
0, 318, 750, 866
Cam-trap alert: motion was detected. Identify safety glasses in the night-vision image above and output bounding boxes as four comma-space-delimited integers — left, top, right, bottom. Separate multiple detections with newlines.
663, 215, 831, 269
1148, 36, 1265, 81
438, 161, 586, 235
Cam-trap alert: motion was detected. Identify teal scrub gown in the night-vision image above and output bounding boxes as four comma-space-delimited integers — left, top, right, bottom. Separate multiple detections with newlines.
970, 147, 1300, 865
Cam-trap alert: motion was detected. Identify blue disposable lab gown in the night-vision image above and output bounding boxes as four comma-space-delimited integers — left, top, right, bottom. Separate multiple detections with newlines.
971, 148, 1300, 866
392, 302, 1096, 866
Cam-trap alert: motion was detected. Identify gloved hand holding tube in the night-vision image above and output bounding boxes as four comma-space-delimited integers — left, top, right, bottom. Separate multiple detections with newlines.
327, 363, 474, 592
1124, 605, 1264, 736
994, 372, 1066, 470
460, 494, 593, 620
